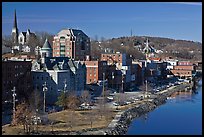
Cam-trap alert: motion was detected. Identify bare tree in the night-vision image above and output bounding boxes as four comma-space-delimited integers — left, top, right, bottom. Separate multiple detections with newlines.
12, 101, 34, 134
81, 90, 91, 106
97, 98, 104, 119
2, 35, 15, 48
66, 92, 80, 130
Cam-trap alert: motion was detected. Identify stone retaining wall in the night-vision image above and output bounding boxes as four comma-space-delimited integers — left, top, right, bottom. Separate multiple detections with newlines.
104, 95, 167, 135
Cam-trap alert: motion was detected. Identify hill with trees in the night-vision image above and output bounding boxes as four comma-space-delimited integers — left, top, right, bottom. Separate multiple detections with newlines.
90, 36, 202, 61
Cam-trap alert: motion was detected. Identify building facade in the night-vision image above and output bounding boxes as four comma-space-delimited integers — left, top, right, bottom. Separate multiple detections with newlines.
31, 57, 86, 105
100, 52, 131, 70
2, 58, 32, 102
81, 60, 108, 85
100, 52, 133, 91
52, 29, 91, 60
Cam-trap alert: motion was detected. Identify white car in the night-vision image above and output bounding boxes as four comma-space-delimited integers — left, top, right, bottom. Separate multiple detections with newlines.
113, 102, 119, 106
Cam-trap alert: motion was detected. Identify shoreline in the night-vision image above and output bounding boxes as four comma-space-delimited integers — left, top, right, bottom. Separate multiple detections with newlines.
83, 82, 194, 135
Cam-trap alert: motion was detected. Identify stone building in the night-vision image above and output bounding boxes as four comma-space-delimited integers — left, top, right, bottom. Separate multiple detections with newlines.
31, 57, 86, 105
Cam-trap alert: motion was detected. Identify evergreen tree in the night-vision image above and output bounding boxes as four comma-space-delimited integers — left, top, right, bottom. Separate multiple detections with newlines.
55, 92, 67, 110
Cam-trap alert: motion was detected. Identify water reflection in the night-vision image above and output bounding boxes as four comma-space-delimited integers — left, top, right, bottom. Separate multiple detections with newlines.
127, 79, 202, 135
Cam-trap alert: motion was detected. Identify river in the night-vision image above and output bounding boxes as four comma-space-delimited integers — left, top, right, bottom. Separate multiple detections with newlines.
127, 79, 202, 135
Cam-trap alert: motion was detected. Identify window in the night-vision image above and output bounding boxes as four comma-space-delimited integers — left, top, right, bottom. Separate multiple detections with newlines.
60, 47, 65, 50
81, 41, 85, 50
60, 36, 65, 39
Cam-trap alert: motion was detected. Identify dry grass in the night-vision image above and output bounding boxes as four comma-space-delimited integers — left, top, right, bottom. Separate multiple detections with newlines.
2, 109, 117, 135
2, 100, 145, 135
2, 125, 26, 135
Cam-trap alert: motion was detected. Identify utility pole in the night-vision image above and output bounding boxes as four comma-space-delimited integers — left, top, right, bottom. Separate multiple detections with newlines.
102, 72, 105, 111
12, 86, 17, 123
121, 72, 124, 93
42, 82, 48, 114
145, 80, 148, 99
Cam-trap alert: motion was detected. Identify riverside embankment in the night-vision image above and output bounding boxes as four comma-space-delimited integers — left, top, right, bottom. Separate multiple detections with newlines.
93, 82, 192, 135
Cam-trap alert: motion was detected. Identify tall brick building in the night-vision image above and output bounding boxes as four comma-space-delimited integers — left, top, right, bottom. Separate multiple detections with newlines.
52, 29, 91, 60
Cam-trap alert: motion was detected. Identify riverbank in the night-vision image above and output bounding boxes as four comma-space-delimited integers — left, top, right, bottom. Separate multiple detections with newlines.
100, 82, 192, 135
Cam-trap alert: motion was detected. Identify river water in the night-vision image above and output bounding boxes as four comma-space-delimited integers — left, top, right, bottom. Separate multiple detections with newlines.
127, 79, 202, 135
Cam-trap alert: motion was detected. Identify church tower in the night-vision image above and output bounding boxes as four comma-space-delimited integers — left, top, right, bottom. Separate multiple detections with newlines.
11, 9, 19, 45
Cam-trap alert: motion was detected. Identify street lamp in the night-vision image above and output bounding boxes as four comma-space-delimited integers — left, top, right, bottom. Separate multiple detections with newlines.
42, 82, 48, 113
64, 79, 67, 93
12, 86, 17, 122
112, 72, 114, 89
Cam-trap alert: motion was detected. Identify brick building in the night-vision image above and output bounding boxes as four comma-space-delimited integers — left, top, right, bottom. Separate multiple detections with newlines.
170, 65, 196, 78
101, 52, 135, 91
2, 58, 32, 102
178, 61, 193, 66
52, 29, 91, 60
100, 52, 131, 70
81, 60, 109, 85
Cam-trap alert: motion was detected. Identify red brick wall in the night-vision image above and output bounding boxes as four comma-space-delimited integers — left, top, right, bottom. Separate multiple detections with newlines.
173, 65, 195, 71
170, 69, 192, 77
101, 53, 123, 64
178, 61, 193, 66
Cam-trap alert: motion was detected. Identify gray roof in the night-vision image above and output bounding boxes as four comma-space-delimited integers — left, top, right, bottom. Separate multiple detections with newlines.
68, 60, 76, 73
35, 57, 84, 75
21, 32, 27, 36
44, 57, 69, 70
57, 28, 88, 38
42, 39, 52, 50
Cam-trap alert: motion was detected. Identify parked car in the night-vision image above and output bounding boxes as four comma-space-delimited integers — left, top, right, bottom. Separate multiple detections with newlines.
113, 102, 119, 106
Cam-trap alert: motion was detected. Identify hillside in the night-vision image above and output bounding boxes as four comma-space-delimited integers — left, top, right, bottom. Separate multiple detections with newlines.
90, 36, 202, 61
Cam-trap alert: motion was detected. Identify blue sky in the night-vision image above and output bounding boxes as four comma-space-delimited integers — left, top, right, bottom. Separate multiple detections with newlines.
2, 2, 202, 42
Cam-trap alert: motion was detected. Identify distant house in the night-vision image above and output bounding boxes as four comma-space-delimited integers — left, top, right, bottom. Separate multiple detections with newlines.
22, 45, 31, 52
18, 29, 36, 45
